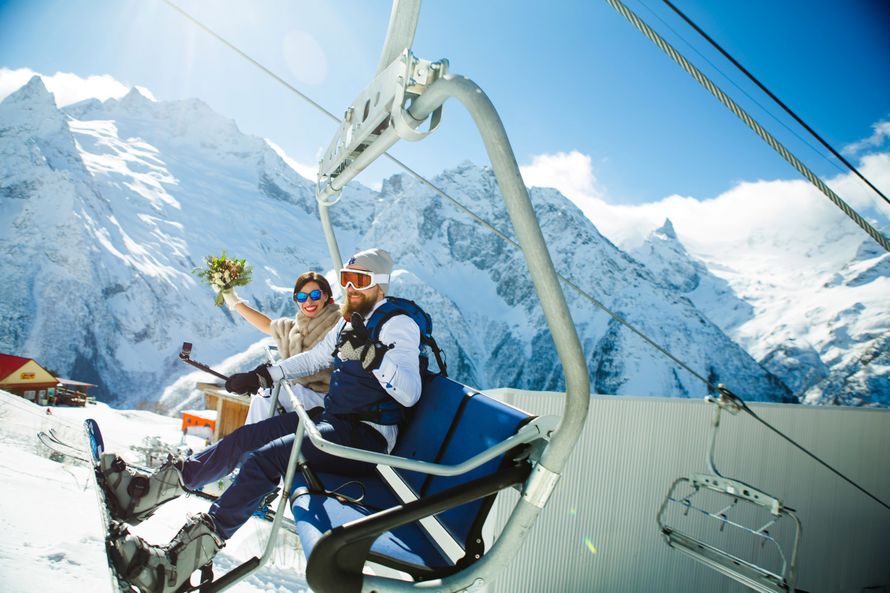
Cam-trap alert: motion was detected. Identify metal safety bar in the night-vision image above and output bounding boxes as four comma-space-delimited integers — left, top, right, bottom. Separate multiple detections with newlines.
279, 378, 559, 478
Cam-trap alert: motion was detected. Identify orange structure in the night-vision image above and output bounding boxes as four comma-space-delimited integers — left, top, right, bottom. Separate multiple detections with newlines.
180, 410, 217, 434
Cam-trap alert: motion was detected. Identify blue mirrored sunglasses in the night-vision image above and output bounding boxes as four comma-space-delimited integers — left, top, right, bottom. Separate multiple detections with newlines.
294, 289, 323, 303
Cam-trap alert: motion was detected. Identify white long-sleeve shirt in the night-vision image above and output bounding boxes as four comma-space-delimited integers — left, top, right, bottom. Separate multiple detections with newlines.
266, 298, 422, 452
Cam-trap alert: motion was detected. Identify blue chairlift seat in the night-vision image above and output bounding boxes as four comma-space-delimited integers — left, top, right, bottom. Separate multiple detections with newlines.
290, 374, 536, 592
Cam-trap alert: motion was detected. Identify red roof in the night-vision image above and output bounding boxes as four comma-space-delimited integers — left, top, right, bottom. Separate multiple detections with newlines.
0, 353, 33, 379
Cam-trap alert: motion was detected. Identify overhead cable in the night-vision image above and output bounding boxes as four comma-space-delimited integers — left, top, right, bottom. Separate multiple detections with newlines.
722, 389, 890, 513
605, 0, 890, 253
662, 0, 890, 208
637, 0, 849, 179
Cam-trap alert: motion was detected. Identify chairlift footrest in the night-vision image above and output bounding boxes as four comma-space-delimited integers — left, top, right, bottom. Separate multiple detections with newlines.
662, 528, 789, 593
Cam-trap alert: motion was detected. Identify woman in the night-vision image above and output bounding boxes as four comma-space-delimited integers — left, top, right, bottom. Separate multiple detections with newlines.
218, 271, 340, 424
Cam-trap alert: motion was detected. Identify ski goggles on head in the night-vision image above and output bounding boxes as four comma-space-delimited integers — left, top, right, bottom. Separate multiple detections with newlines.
339, 268, 389, 290
293, 289, 323, 303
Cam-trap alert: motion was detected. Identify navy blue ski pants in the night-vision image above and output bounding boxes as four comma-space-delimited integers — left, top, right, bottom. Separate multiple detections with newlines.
179, 411, 386, 540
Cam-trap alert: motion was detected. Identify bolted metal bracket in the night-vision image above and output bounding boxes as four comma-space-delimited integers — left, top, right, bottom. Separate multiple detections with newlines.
317, 49, 447, 195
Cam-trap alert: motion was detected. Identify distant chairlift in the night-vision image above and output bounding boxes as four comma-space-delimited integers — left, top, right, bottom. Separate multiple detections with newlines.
202, 1, 590, 593
657, 387, 801, 593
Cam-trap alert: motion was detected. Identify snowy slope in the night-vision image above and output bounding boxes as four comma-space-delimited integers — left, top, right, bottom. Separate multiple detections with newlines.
0, 389, 309, 593
0, 74, 806, 409
632, 213, 889, 405
1, 76, 373, 406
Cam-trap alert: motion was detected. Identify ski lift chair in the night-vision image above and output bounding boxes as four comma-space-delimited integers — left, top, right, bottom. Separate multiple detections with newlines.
657, 388, 801, 593
288, 374, 556, 592
278, 2, 587, 589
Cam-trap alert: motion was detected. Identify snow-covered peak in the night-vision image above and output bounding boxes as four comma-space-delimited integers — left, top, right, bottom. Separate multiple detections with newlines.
0, 75, 67, 135
633, 211, 889, 405
0, 75, 55, 109
654, 218, 677, 239
633, 218, 702, 293
116, 86, 155, 111
852, 230, 888, 262
0, 76, 84, 177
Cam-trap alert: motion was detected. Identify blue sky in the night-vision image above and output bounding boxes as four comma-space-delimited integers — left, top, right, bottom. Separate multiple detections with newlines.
1, 0, 888, 209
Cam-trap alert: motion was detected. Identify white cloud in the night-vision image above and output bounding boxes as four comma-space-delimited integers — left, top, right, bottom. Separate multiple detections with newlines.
520, 150, 603, 204
588, 170, 889, 281
826, 151, 890, 213
518, 148, 888, 279
842, 119, 890, 156
520, 150, 657, 246
0, 68, 37, 102
0, 68, 149, 107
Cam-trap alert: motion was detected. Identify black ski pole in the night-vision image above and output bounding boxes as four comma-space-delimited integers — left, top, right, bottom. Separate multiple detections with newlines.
179, 342, 230, 381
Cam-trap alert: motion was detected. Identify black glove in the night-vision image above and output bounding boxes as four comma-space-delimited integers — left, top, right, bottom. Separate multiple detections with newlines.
225, 363, 273, 395
337, 313, 391, 371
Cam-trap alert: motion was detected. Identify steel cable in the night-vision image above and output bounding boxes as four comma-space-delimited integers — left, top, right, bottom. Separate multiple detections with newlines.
661, 0, 890, 208
604, 0, 890, 253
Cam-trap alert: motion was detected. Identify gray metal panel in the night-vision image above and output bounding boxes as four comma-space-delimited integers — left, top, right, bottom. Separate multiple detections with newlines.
487, 391, 890, 593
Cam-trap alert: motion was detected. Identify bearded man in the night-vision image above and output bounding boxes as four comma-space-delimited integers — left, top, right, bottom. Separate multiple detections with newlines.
103, 248, 424, 593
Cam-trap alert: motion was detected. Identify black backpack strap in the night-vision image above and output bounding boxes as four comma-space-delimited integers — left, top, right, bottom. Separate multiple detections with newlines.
368, 297, 448, 377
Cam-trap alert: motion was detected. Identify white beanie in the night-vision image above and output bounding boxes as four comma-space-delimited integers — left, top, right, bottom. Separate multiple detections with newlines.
347, 248, 393, 291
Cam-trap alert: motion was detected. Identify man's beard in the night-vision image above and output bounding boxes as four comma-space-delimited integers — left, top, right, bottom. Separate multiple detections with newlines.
342, 289, 378, 318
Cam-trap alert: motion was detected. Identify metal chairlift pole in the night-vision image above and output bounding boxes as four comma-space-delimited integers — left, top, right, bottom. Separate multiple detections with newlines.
375, 0, 421, 73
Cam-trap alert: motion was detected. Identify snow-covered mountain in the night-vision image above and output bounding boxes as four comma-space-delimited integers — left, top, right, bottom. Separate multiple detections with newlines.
0, 76, 374, 407
0, 75, 815, 408
632, 217, 889, 406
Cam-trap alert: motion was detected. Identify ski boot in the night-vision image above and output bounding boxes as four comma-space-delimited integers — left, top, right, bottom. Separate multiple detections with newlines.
100, 453, 185, 525
109, 513, 224, 593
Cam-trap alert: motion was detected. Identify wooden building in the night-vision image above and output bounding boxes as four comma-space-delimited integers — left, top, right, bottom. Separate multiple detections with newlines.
0, 353, 95, 406
195, 382, 250, 441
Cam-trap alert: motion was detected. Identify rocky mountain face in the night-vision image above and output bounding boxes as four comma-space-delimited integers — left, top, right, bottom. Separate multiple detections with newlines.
5, 76, 861, 411
632, 218, 888, 406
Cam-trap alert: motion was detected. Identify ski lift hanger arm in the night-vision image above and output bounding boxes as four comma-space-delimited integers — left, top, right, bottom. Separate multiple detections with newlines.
315, 69, 590, 469
308, 1, 588, 589
316, 49, 447, 205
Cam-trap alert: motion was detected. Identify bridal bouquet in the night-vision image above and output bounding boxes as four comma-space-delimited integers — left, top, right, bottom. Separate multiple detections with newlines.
193, 252, 253, 307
